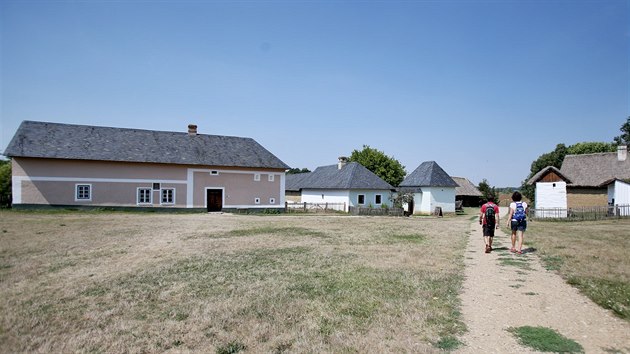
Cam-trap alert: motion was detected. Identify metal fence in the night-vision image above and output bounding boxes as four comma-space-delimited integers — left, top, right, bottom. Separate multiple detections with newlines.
531, 204, 630, 221
285, 202, 346, 213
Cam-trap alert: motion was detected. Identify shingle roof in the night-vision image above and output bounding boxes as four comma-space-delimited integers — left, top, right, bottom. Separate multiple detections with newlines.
288, 162, 394, 191
400, 161, 458, 188
3, 121, 289, 169
560, 152, 630, 187
451, 176, 483, 196
285, 172, 312, 192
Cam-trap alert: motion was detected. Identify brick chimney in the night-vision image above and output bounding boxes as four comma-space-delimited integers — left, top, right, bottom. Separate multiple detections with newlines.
338, 156, 348, 170
618, 145, 627, 161
188, 124, 198, 136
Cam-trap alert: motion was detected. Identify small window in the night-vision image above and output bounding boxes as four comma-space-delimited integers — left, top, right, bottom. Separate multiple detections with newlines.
210, 170, 219, 176
358, 194, 365, 205
161, 189, 175, 205
375, 194, 382, 205
76, 184, 92, 201
269, 197, 276, 204
138, 188, 152, 204
254, 174, 261, 181
152, 183, 160, 191
254, 197, 261, 204
268, 174, 275, 182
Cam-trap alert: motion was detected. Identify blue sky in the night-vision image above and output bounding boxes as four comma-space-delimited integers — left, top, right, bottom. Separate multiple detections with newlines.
1, 0, 628, 187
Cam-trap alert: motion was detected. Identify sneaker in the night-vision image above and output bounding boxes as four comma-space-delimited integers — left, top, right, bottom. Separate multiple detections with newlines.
485, 245, 491, 253
510, 248, 516, 253
517, 250, 523, 254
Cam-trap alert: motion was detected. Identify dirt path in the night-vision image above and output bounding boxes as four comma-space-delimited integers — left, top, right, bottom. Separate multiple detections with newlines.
456, 212, 630, 353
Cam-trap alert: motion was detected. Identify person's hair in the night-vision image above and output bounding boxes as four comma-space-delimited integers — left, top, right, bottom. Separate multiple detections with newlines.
511, 191, 522, 202
487, 196, 495, 203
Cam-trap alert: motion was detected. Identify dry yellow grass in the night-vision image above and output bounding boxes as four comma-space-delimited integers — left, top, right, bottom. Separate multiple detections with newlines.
526, 218, 630, 320
0, 211, 471, 353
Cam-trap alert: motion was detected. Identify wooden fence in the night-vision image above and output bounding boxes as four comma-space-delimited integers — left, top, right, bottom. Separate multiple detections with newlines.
349, 206, 404, 216
285, 202, 346, 213
531, 204, 630, 221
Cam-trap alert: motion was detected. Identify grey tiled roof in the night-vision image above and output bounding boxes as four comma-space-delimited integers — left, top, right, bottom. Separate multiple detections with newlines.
560, 151, 630, 187
4, 121, 289, 169
288, 162, 394, 191
451, 176, 483, 196
285, 172, 312, 191
400, 161, 458, 187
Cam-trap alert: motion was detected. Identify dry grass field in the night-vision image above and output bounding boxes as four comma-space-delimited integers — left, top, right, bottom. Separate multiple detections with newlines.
526, 218, 630, 320
0, 211, 471, 353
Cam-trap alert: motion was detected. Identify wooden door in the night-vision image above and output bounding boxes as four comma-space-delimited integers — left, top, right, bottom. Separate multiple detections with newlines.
206, 189, 222, 212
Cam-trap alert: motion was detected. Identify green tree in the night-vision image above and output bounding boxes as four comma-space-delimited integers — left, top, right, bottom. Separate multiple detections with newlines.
0, 159, 11, 208
477, 179, 498, 203
567, 142, 616, 155
286, 167, 311, 175
613, 116, 630, 146
348, 145, 406, 187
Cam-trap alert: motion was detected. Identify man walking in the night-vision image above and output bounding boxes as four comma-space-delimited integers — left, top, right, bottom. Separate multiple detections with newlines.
480, 197, 500, 253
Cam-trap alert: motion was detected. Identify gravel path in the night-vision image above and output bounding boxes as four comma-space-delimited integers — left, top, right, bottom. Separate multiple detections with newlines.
456, 212, 630, 353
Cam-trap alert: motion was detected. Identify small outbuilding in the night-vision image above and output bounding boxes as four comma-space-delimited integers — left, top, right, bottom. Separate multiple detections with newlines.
451, 176, 483, 207
284, 157, 395, 212
399, 161, 458, 215
527, 166, 571, 218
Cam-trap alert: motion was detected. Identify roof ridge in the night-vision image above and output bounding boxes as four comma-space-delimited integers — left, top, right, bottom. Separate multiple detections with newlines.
19, 120, 252, 140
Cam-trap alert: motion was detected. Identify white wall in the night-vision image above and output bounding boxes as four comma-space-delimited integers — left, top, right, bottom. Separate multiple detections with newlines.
301, 189, 350, 211
609, 180, 630, 216
412, 187, 455, 214
535, 181, 567, 218
349, 190, 392, 208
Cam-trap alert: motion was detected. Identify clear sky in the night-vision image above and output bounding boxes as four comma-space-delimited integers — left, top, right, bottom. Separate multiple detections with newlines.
1, 0, 628, 187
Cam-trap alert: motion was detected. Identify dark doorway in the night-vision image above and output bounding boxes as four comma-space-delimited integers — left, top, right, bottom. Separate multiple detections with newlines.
408, 199, 414, 215
206, 189, 223, 212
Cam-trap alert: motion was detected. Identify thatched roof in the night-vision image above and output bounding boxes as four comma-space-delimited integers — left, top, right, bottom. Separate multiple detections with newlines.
451, 177, 482, 196
560, 151, 630, 187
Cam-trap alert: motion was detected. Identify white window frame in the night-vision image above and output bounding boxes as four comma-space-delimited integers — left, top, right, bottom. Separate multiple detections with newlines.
210, 170, 219, 176
269, 197, 276, 204
268, 174, 275, 182
254, 173, 261, 181
375, 194, 382, 205
160, 188, 175, 205
137, 187, 152, 205
358, 194, 366, 205
75, 184, 92, 202
254, 197, 261, 205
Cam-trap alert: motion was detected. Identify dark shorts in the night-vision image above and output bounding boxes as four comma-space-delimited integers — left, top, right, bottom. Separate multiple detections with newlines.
511, 219, 527, 232
482, 225, 495, 237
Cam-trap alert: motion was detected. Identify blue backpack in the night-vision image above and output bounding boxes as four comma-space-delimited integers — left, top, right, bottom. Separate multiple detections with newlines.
513, 202, 526, 221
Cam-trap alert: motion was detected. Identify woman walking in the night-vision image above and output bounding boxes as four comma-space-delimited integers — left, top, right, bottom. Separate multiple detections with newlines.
506, 191, 528, 254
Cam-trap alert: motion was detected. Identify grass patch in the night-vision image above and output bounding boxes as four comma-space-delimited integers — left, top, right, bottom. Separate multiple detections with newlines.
527, 219, 630, 321
388, 233, 425, 244
497, 256, 532, 270
434, 335, 462, 350
508, 326, 584, 353
0, 211, 470, 352
566, 277, 630, 319
228, 226, 327, 238
216, 340, 246, 354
